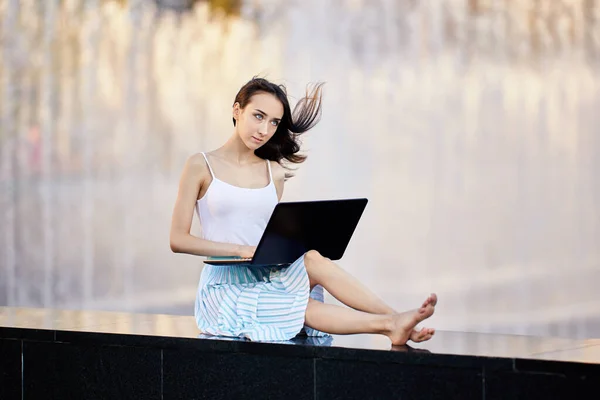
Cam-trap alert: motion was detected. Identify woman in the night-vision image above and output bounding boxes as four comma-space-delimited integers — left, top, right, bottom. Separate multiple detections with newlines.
169, 77, 437, 345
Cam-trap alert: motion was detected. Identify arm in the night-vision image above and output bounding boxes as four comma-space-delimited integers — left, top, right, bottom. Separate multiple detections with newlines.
169, 154, 253, 257
271, 161, 287, 201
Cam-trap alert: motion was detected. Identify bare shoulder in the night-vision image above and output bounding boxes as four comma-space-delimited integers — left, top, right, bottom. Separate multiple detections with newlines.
184, 153, 210, 174
178, 153, 212, 188
269, 160, 287, 182
186, 152, 208, 168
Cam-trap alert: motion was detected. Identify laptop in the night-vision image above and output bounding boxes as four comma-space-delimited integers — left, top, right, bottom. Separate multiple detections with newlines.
203, 198, 368, 267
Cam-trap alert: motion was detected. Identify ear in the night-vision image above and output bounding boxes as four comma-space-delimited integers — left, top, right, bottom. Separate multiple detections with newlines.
232, 102, 241, 120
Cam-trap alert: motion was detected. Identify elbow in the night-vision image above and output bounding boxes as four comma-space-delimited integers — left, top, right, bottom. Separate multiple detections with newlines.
169, 235, 182, 253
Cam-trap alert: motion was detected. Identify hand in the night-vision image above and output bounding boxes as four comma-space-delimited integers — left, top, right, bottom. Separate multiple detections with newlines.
236, 245, 256, 259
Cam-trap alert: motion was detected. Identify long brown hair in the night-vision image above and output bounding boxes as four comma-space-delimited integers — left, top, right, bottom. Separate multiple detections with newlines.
232, 77, 324, 177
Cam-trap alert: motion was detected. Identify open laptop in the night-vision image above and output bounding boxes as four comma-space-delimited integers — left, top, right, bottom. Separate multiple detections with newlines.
204, 198, 368, 267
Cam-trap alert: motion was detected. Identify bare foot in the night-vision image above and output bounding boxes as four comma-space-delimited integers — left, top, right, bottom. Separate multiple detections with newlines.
385, 293, 437, 346
409, 293, 438, 343
410, 327, 435, 343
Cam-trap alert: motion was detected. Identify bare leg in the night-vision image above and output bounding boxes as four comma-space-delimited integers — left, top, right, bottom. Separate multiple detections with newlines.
305, 298, 392, 335
303, 250, 437, 342
304, 250, 397, 314
305, 297, 435, 345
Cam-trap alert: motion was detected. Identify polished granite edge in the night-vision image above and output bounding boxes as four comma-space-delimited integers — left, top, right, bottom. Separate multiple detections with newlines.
311, 343, 513, 369
2, 306, 599, 376
513, 356, 600, 375
0, 326, 55, 341
55, 330, 321, 359
2, 325, 592, 374
0, 325, 499, 367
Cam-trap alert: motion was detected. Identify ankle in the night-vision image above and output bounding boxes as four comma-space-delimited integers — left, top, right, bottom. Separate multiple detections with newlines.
379, 315, 395, 335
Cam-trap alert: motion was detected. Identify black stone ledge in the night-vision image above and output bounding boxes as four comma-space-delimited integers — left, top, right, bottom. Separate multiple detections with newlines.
2, 306, 599, 378
0, 325, 554, 373
312, 343, 512, 370
514, 356, 600, 376
0, 326, 55, 341
0, 326, 490, 369
54, 329, 320, 359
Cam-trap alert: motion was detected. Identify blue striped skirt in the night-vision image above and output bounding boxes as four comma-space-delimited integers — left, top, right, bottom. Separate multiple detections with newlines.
194, 254, 329, 341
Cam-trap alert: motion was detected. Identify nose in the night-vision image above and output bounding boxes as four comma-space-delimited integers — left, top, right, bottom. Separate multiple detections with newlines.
258, 121, 268, 136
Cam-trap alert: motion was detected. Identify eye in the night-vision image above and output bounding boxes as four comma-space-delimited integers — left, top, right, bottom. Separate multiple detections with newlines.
271, 120, 279, 127
254, 114, 263, 120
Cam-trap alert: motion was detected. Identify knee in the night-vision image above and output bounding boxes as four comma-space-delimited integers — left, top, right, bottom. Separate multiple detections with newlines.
304, 251, 322, 288
304, 250, 322, 265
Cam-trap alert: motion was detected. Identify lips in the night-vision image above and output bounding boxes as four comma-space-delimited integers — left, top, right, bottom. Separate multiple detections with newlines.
251, 136, 263, 143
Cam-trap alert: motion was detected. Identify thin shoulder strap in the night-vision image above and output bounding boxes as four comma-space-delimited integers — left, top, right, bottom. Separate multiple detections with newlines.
200, 152, 215, 179
266, 159, 273, 184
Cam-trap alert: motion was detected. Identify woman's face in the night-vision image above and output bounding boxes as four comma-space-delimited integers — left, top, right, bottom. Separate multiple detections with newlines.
234, 92, 284, 150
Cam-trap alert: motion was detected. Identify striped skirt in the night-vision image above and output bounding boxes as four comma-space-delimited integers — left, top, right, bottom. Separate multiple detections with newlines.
194, 254, 329, 341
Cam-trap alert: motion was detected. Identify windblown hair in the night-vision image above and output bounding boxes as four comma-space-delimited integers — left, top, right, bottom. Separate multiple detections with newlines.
232, 77, 324, 177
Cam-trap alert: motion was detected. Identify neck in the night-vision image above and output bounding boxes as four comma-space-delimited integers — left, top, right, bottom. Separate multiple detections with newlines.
218, 130, 260, 165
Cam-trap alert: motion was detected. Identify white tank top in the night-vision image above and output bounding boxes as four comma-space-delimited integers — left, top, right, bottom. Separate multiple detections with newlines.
195, 152, 279, 246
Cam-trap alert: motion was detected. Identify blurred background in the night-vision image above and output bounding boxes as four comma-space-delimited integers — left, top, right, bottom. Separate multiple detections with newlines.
0, 0, 599, 340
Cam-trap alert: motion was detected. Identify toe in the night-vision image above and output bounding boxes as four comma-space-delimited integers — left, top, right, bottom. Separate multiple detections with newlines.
423, 294, 436, 308
429, 293, 438, 306
410, 326, 436, 343
416, 334, 433, 343
410, 328, 427, 342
